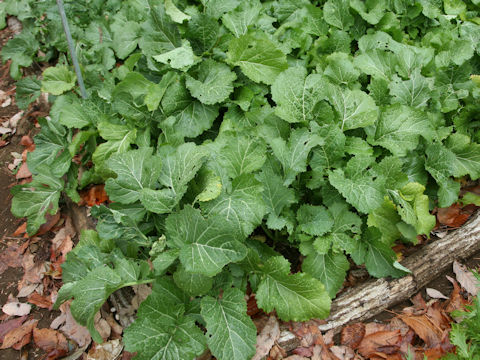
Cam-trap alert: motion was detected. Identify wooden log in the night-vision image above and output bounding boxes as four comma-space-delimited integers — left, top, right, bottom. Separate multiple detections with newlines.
318, 211, 480, 334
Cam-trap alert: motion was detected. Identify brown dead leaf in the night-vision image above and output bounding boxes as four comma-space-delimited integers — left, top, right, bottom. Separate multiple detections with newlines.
79, 184, 109, 207
27, 292, 53, 309
329, 345, 355, 360
0, 316, 27, 343
1, 319, 38, 349
12, 222, 27, 237
35, 212, 61, 236
20, 135, 33, 147
426, 288, 449, 300
445, 275, 469, 313
398, 314, 442, 348
293, 347, 313, 357
21, 251, 45, 285
0, 242, 25, 275
247, 294, 261, 317
87, 339, 123, 360
453, 261, 479, 296
437, 204, 471, 228
340, 323, 365, 349
252, 316, 280, 360
269, 344, 287, 360
2, 302, 32, 316
33, 328, 68, 353
284, 356, 309, 360
59, 304, 91, 347
357, 330, 401, 358
15, 162, 31, 180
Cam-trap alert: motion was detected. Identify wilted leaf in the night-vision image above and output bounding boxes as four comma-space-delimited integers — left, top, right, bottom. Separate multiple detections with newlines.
2, 302, 31, 316
1, 319, 38, 349
453, 261, 479, 296
437, 204, 471, 227
340, 322, 365, 349
426, 288, 449, 300
33, 328, 68, 353
252, 316, 280, 360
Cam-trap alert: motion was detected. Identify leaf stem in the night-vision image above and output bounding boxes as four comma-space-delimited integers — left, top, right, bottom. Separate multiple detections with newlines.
261, 223, 276, 242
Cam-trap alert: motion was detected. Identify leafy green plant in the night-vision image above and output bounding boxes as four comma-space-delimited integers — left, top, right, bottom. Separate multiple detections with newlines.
442, 271, 480, 360
4, 0, 480, 359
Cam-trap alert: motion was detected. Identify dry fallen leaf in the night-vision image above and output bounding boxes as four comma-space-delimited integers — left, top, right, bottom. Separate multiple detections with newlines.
357, 330, 401, 358
437, 204, 471, 228
1, 319, 38, 349
426, 288, 449, 300
27, 292, 53, 309
15, 162, 31, 180
33, 327, 68, 353
2, 302, 32, 317
340, 323, 365, 349
453, 261, 479, 296
399, 314, 442, 348
59, 304, 91, 347
252, 316, 280, 360
87, 339, 124, 360
0, 316, 27, 343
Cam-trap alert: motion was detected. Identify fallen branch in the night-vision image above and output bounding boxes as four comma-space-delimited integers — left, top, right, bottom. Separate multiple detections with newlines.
278, 210, 480, 347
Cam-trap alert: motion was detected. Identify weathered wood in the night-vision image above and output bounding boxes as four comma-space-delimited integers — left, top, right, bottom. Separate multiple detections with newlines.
316, 211, 480, 334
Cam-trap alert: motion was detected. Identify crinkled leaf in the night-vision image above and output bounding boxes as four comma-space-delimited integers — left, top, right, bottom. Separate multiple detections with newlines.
166, 206, 247, 277
227, 32, 288, 85
256, 256, 331, 321
41, 66, 76, 95
124, 289, 206, 360
201, 288, 256, 360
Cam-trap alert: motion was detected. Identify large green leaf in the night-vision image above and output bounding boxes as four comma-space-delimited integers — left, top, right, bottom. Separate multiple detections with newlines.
165, 206, 247, 277
256, 256, 331, 321
124, 289, 206, 360
201, 288, 257, 360
11, 170, 63, 235
41, 66, 76, 95
271, 66, 326, 123
227, 32, 288, 85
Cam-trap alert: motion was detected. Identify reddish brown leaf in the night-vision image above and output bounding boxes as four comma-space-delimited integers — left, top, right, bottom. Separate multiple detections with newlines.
1, 319, 38, 349
453, 261, 479, 296
247, 294, 260, 316
79, 184, 109, 206
437, 204, 471, 228
0, 316, 27, 343
45, 348, 69, 360
357, 330, 401, 358
15, 162, 31, 180
293, 347, 313, 357
35, 212, 61, 236
0, 242, 25, 275
445, 276, 470, 313
398, 314, 442, 348
33, 328, 68, 353
20, 136, 33, 147
340, 323, 365, 349
12, 222, 27, 237
27, 292, 53, 309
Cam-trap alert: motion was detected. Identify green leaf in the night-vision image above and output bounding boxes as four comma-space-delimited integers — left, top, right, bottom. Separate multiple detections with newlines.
255, 162, 296, 230
425, 144, 461, 207
164, 0, 191, 23
105, 148, 162, 204
350, 0, 386, 25
112, 19, 141, 59
323, 0, 354, 30
201, 288, 257, 360
270, 128, 322, 186
186, 59, 237, 105
202, 174, 266, 237
15, 76, 41, 109
144, 72, 177, 111
323, 52, 359, 86
195, 171, 223, 202
203, 0, 240, 18
57, 250, 151, 343
222, 0, 262, 37
11, 170, 63, 235
186, 13, 219, 54
166, 206, 247, 277
370, 105, 433, 157
325, 84, 378, 131
173, 266, 213, 296
302, 251, 350, 298
367, 199, 402, 243
328, 156, 385, 214
153, 41, 197, 71
124, 289, 206, 360
161, 79, 219, 138
217, 135, 266, 178
271, 66, 327, 124
256, 256, 331, 321
387, 183, 436, 236
227, 32, 288, 85
297, 205, 334, 236
389, 70, 433, 108
41, 66, 76, 95
26, 117, 72, 177
364, 228, 406, 278
446, 133, 480, 180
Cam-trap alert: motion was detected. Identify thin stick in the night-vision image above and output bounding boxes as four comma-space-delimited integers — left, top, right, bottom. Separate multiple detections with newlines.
56, 0, 87, 99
